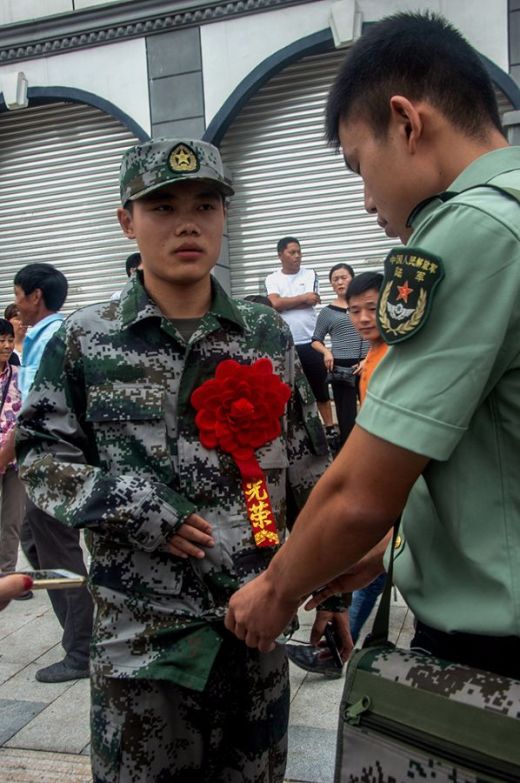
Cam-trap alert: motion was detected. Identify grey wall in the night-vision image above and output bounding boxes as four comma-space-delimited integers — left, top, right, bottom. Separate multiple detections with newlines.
147, 26, 205, 139
146, 25, 231, 287
510, 0, 520, 86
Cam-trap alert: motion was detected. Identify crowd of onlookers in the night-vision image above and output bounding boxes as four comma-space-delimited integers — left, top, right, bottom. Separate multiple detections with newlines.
0, 264, 93, 682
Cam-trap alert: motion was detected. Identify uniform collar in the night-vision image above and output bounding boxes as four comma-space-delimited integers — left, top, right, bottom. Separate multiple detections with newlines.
119, 271, 246, 333
408, 146, 520, 231
25, 312, 64, 340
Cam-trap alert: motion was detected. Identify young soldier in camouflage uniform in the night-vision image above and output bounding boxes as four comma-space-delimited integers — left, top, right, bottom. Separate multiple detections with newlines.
16, 138, 349, 782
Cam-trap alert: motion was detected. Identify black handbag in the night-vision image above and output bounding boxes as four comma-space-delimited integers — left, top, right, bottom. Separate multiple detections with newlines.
326, 365, 356, 387
335, 530, 520, 782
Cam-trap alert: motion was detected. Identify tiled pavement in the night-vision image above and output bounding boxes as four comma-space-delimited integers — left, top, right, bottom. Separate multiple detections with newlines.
0, 554, 414, 783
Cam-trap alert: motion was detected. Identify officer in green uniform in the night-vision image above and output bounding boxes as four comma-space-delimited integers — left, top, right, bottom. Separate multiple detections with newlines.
16, 138, 350, 782
225, 12, 520, 680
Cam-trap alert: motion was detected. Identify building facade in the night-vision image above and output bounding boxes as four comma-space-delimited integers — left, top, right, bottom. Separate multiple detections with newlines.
0, 0, 518, 310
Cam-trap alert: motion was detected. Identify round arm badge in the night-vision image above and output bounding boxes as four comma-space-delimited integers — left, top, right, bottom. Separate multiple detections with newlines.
377, 247, 445, 344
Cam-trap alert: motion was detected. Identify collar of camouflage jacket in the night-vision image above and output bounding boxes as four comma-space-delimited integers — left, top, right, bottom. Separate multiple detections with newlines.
118, 272, 247, 334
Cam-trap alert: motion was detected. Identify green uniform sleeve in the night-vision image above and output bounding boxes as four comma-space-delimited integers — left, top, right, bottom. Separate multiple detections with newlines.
16, 330, 196, 552
358, 191, 520, 461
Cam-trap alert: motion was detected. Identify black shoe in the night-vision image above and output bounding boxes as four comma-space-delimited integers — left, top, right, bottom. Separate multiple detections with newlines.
14, 590, 33, 600
285, 644, 343, 678
35, 659, 90, 683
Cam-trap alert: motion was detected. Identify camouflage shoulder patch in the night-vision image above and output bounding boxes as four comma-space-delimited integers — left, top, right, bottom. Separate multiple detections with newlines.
377, 247, 444, 345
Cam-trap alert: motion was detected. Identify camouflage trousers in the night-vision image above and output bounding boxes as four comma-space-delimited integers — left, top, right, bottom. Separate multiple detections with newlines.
90, 636, 289, 783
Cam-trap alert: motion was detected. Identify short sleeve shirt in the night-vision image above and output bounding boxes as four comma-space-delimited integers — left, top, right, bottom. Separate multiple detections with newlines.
357, 147, 520, 636
265, 266, 318, 344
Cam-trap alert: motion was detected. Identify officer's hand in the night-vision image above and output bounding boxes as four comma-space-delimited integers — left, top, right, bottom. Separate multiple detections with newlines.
166, 514, 215, 559
0, 573, 33, 610
310, 609, 353, 663
225, 571, 300, 652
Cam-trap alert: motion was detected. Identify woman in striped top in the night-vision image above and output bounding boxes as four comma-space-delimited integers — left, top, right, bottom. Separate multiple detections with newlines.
311, 264, 368, 447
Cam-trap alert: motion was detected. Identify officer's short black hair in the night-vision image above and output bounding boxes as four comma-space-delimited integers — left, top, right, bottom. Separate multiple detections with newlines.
325, 11, 503, 146
14, 263, 68, 312
346, 272, 383, 302
277, 236, 300, 255
0, 318, 14, 337
329, 263, 355, 282
125, 253, 141, 277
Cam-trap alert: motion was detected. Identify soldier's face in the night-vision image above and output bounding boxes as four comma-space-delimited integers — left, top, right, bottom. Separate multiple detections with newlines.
117, 181, 226, 289
338, 107, 436, 243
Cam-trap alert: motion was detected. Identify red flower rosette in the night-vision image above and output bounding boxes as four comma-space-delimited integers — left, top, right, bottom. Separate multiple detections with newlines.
191, 358, 291, 547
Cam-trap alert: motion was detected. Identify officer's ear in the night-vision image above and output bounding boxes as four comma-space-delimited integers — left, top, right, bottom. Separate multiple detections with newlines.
389, 95, 423, 154
117, 205, 136, 240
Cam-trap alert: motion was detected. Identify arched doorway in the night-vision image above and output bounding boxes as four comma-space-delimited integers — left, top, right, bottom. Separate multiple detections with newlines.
0, 100, 140, 311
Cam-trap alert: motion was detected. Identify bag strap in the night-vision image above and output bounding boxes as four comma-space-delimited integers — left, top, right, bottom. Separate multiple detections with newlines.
362, 519, 401, 649
0, 364, 13, 418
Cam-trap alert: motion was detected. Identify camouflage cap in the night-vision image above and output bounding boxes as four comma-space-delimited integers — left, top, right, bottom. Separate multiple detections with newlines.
119, 138, 234, 204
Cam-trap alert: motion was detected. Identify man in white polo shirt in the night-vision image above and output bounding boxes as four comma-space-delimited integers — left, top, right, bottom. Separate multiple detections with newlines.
265, 237, 334, 436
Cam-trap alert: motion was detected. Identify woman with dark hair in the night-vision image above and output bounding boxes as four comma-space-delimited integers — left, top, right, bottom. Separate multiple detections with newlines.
311, 264, 368, 447
0, 318, 27, 595
4, 303, 27, 364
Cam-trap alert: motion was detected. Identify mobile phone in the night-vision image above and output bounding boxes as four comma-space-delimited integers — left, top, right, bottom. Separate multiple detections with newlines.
324, 622, 344, 669
16, 569, 87, 590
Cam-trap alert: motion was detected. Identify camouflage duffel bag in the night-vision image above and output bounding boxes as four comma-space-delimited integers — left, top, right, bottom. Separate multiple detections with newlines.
335, 643, 520, 783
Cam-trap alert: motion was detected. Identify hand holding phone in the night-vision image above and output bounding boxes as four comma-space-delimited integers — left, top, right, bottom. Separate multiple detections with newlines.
324, 621, 344, 669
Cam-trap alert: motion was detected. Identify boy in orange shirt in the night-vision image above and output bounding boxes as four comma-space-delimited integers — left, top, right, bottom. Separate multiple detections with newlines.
347, 271, 387, 644
287, 272, 388, 673
347, 272, 386, 404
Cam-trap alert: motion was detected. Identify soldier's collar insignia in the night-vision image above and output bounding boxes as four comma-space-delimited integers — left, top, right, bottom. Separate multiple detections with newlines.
168, 143, 200, 173
377, 247, 444, 345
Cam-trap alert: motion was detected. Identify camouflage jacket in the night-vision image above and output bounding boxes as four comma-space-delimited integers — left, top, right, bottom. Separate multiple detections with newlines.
16, 275, 329, 690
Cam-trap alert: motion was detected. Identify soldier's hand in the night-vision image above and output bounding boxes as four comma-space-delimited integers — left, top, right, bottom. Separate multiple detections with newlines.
166, 514, 215, 559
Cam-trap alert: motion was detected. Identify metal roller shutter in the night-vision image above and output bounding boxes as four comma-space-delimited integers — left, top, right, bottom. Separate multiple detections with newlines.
0, 101, 139, 313
221, 48, 513, 304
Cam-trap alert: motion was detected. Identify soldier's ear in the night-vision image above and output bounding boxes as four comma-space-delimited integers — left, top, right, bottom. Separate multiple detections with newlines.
117, 206, 136, 239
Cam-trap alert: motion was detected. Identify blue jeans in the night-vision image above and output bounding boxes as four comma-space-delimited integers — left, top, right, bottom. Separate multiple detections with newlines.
349, 572, 386, 644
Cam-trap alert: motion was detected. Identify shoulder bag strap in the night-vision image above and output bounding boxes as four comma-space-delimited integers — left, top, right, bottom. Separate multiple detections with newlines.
0, 364, 13, 418
362, 519, 401, 649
